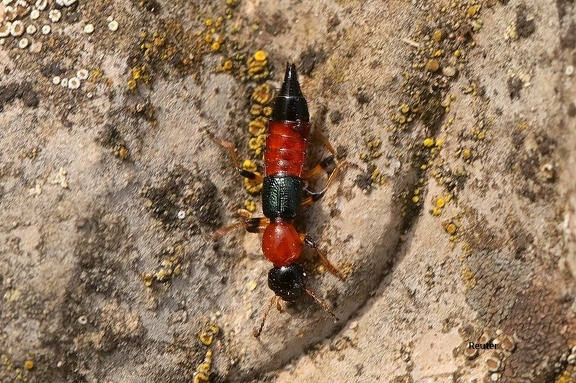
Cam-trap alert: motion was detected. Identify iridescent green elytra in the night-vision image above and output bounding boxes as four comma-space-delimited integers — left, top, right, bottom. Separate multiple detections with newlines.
262, 175, 303, 219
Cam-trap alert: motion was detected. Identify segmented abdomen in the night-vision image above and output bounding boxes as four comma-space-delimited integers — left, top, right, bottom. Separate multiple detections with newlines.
265, 120, 310, 177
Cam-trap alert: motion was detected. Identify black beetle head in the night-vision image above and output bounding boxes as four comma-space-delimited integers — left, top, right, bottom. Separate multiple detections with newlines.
268, 264, 307, 302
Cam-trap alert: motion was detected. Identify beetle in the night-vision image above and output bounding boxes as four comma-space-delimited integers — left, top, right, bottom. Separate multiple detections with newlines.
207, 63, 345, 337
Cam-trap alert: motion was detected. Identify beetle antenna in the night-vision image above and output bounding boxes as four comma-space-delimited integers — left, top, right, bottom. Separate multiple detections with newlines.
305, 288, 339, 322
253, 296, 281, 338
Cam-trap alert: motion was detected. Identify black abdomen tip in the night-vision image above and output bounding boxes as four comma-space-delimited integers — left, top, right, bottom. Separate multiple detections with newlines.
278, 63, 304, 99
272, 63, 309, 122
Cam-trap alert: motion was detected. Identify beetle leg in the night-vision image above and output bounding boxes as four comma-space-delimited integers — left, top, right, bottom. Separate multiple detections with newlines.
301, 159, 347, 206
205, 129, 264, 183
314, 129, 337, 155
209, 216, 270, 241
303, 129, 338, 180
305, 288, 338, 322
302, 130, 347, 205
303, 155, 336, 180
244, 217, 270, 233
253, 295, 281, 338
300, 234, 346, 281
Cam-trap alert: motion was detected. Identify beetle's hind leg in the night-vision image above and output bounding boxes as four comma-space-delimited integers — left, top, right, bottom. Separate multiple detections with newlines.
303, 129, 338, 180
301, 130, 347, 206
301, 160, 347, 206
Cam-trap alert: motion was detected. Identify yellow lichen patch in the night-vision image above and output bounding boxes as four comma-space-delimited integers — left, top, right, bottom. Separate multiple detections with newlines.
436, 196, 445, 208
194, 372, 210, 383
246, 50, 270, 80
444, 216, 461, 243
251, 83, 275, 105
89, 69, 104, 83
142, 272, 154, 287
244, 198, 256, 212
555, 370, 574, 383
194, 325, 219, 382
370, 167, 380, 181
242, 160, 263, 194
444, 222, 458, 235
242, 159, 257, 173
248, 117, 267, 136
395, 113, 407, 124
23, 360, 34, 371
132, 66, 143, 80
250, 104, 263, 116
116, 146, 129, 160
432, 29, 443, 42
464, 82, 477, 96
262, 106, 273, 117
130, 64, 152, 87
424, 266, 435, 286
460, 241, 473, 257
199, 332, 213, 346
198, 323, 220, 347
461, 265, 476, 290
248, 134, 267, 156
196, 362, 211, 374
358, 137, 387, 188
153, 36, 164, 47
141, 251, 184, 286
248, 137, 259, 151
367, 139, 381, 149
425, 58, 440, 72
125, 1, 243, 90
222, 59, 233, 71
467, 5, 481, 17
471, 125, 486, 140
430, 194, 452, 216
248, 63, 269, 78
423, 138, 435, 148
253, 50, 267, 62
244, 177, 263, 194
127, 79, 137, 90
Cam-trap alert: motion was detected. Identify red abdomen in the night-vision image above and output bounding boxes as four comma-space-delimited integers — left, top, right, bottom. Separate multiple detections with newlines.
265, 120, 310, 177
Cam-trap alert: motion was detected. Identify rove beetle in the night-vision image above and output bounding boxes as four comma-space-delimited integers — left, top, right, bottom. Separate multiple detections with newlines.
207, 63, 345, 337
